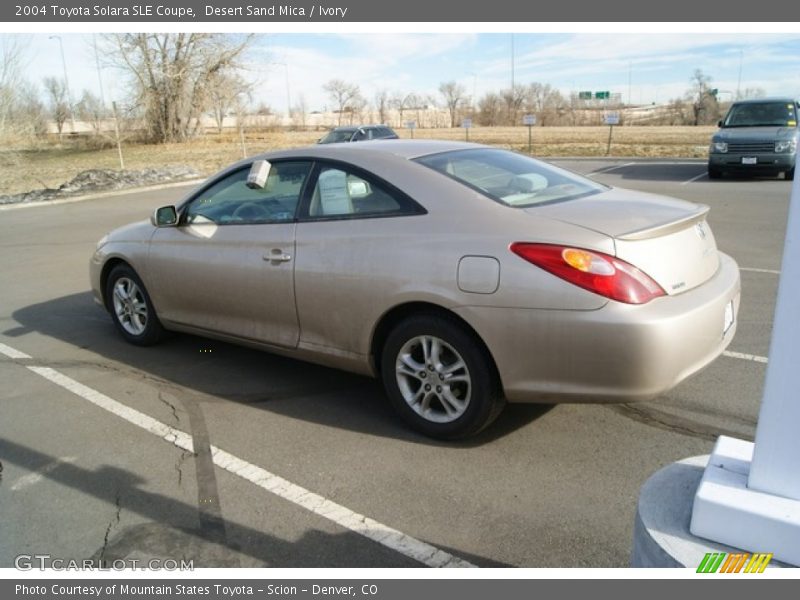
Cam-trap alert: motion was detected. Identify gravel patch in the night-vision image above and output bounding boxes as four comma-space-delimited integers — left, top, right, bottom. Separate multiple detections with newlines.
0, 166, 200, 205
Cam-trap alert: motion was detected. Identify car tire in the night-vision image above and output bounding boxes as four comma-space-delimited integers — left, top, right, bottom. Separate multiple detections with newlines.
786, 168, 795, 181
708, 166, 722, 179
380, 314, 505, 439
105, 264, 165, 346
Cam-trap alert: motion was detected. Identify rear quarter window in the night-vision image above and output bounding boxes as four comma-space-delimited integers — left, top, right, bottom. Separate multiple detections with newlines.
415, 149, 607, 208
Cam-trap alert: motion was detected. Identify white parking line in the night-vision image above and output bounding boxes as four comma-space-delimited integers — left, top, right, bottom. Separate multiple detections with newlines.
589, 162, 636, 175
723, 350, 769, 364
9, 359, 474, 568
740, 267, 781, 275
0, 342, 31, 359
680, 172, 707, 185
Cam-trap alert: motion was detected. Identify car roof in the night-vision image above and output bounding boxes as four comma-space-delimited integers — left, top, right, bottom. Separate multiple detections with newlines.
331, 124, 393, 131
730, 97, 798, 105
266, 139, 483, 162
182, 140, 492, 208
195, 140, 492, 192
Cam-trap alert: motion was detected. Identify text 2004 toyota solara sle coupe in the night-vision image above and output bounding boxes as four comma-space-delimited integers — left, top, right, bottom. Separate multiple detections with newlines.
91, 140, 740, 439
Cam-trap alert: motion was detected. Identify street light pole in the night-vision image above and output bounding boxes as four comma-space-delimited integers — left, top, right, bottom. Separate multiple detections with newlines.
736, 49, 743, 100
93, 34, 106, 109
270, 62, 291, 123
510, 34, 515, 91
470, 72, 477, 112
49, 35, 76, 133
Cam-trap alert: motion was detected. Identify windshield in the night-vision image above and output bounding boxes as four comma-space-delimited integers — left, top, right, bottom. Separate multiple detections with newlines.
415, 149, 607, 207
319, 129, 355, 144
723, 102, 798, 128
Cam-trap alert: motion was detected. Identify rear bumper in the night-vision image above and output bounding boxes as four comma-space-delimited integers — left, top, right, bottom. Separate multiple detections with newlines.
454, 252, 741, 403
709, 153, 795, 173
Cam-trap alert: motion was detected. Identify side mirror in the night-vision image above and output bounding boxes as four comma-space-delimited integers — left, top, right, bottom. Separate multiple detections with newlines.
151, 205, 178, 227
717, 120, 723, 128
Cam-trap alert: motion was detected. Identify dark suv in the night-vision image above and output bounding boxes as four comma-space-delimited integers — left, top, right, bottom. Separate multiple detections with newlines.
318, 125, 399, 144
708, 98, 798, 180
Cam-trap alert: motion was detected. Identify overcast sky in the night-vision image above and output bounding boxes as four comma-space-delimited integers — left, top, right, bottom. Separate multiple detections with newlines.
6, 32, 800, 113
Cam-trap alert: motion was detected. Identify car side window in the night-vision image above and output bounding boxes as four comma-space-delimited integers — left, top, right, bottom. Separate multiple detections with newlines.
307, 166, 415, 219
185, 161, 311, 225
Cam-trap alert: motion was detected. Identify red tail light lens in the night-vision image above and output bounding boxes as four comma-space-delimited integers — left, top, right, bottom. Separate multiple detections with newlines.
510, 243, 666, 305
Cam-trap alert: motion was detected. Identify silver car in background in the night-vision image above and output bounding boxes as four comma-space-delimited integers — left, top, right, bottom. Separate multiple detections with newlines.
91, 141, 740, 439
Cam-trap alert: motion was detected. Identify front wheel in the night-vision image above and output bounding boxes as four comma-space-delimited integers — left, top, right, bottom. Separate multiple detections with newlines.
708, 166, 722, 180
786, 168, 795, 181
380, 314, 504, 439
105, 264, 165, 346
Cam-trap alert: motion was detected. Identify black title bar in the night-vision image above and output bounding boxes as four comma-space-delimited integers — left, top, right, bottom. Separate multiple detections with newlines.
2, 0, 795, 22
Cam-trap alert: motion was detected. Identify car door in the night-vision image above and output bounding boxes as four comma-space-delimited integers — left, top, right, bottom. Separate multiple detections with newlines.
294, 162, 426, 355
147, 160, 313, 348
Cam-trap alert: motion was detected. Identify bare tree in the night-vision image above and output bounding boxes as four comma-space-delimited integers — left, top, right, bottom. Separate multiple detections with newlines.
43, 77, 70, 138
686, 69, 720, 126
739, 87, 766, 100
10, 80, 48, 139
477, 92, 503, 126
291, 94, 308, 129
417, 94, 436, 128
1, 36, 30, 136
390, 92, 416, 125
76, 90, 108, 136
501, 86, 526, 125
523, 83, 566, 126
105, 33, 255, 143
323, 79, 360, 125
439, 81, 466, 128
208, 72, 252, 133
254, 102, 272, 116
350, 93, 368, 125
374, 89, 390, 125
663, 97, 692, 125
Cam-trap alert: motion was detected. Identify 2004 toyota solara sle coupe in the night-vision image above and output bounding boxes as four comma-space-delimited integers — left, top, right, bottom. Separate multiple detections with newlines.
90, 140, 740, 439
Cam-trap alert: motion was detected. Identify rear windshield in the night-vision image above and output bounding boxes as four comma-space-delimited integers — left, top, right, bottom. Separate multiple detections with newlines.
415, 148, 607, 207
722, 102, 798, 128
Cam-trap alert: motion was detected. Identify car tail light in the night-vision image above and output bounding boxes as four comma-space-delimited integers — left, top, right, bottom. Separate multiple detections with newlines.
510, 243, 666, 305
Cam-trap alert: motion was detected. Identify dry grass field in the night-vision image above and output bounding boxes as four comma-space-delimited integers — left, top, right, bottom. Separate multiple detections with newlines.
0, 126, 716, 196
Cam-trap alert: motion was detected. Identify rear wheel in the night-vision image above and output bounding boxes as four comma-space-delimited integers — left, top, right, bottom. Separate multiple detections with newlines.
380, 314, 505, 439
105, 264, 165, 346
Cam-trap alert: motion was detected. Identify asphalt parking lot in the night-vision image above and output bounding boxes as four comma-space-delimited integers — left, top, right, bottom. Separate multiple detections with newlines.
0, 158, 790, 568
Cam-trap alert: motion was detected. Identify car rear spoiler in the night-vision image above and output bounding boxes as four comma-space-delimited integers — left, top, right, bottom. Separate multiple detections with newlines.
616, 204, 711, 241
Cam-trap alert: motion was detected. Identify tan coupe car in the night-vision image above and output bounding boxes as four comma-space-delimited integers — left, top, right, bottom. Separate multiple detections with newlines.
90, 141, 740, 438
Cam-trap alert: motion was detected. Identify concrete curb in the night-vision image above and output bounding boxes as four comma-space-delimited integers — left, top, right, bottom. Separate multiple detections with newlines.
0, 179, 206, 212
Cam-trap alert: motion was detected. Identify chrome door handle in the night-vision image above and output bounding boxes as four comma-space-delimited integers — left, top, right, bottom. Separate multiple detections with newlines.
264, 250, 292, 263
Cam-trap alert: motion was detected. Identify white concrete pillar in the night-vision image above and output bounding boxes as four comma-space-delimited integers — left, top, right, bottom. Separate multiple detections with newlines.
748, 170, 800, 500
689, 168, 800, 566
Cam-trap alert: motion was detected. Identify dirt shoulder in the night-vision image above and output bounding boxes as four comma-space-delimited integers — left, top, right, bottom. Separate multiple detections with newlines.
0, 126, 715, 199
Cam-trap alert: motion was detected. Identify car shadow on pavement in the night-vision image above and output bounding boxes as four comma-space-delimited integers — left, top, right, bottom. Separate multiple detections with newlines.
0, 439, 510, 567
7, 292, 553, 447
